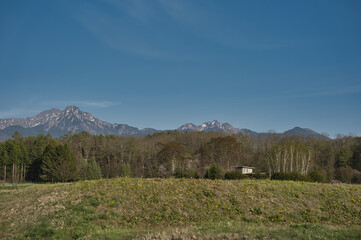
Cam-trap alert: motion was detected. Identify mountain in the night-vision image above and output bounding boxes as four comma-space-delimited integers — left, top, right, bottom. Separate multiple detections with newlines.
281, 127, 328, 139
176, 120, 327, 139
0, 106, 158, 140
177, 120, 258, 136
0, 106, 328, 141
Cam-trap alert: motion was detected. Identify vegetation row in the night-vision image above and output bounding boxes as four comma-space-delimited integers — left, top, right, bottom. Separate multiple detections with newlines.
0, 130, 361, 184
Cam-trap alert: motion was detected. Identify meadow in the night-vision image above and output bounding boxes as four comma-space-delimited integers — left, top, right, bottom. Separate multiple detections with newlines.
1, 178, 361, 239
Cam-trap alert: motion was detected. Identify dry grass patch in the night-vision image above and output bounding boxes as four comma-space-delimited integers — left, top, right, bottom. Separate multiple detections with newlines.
0, 179, 360, 239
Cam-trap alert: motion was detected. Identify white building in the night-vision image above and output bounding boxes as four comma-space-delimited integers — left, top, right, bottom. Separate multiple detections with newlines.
233, 166, 255, 174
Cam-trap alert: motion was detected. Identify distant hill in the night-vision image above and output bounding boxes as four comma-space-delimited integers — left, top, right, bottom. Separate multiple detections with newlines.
0, 106, 328, 140
282, 127, 328, 139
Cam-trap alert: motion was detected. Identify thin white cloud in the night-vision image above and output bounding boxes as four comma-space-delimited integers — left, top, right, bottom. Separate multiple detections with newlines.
75, 3, 171, 59
72, 0, 285, 61
43, 100, 119, 108
74, 101, 118, 108
0, 100, 118, 118
0, 108, 41, 118
306, 84, 361, 97
156, 0, 202, 25
72, 0, 209, 61
103, 0, 154, 23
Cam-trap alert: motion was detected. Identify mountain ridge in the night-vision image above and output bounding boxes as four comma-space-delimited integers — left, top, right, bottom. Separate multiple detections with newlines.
0, 106, 328, 141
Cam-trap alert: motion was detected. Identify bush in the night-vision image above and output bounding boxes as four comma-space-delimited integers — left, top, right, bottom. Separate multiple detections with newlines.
352, 171, 361, 184
174, 168, 199, 179
334, 167, 354, 183
225, 170, 248, 180
186, 168, 199, 179
249, 172, 269, 179
174, 168, 186, 178
307, 171, 324, 182
271, 172, 310, 182
205, 164, 224, 179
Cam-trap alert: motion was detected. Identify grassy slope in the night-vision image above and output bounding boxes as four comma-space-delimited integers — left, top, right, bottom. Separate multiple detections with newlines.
0, 178, 361, 239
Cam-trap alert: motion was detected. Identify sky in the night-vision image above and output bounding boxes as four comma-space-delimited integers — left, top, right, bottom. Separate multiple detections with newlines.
0, 0, 360, 137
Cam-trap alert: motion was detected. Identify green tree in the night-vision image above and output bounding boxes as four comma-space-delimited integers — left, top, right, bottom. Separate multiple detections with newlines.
0, 143, 9, 182
27, 134, 53, 182
205, 164, 224, 179
351, 137, 361, 171
80, 157, 102, 180
121, 163, 131, 177
12, 131, 23, 140
336, 147, 353, 168
12, 131, 24, 140
41, 143, 78, 182
3, 140, 28, 183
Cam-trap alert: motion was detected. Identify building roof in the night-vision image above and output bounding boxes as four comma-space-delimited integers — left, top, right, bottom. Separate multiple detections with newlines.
234, 166, 255, 169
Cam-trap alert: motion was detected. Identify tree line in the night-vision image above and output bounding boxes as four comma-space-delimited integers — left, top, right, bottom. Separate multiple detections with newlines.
0, 130, 360, 183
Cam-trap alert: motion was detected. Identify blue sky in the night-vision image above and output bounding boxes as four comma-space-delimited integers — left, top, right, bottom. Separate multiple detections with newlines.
1, 0, 360, 137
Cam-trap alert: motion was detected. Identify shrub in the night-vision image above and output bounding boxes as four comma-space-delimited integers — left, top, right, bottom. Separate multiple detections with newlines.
352, 171, 361, 184
250, 172, 269, 179
174, 168, 199, 179
174, 168, 186, 178
225, 170, 248, 180
205, 164, 224, 179
186, 168, 199, 179
334, 167, 353, 183
307, 171, 324, 182
271, 172, 310, 182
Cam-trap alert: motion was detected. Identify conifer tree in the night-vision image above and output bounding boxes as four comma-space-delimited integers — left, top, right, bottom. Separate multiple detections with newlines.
80, 157, 102, 180
41, 142, 77, 182
0, 143, 9, 182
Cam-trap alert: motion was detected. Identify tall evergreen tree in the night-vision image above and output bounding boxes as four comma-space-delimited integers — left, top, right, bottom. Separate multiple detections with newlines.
27, 134, 52, 182
41, 142, 78, 182
2, 140, 28, 183
79, 157, 102, 180
0, 143, 9, 182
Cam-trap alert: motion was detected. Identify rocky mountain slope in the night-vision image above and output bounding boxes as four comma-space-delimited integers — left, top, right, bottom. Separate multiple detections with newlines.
0, 106, 328, 140
0, 106, 157, 140
177, 120, 258, 136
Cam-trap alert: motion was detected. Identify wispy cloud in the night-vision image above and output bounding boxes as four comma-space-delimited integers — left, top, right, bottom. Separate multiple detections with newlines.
0, 100, 118, 118
73, 101, 118, 108
72, 0, 285, 61
42, 100, 119, 108
156, 0, 202, 25
306, 84, 361, 97
103, 0, 154, 24
73, 0, 200, 61
0, 108, 41, 118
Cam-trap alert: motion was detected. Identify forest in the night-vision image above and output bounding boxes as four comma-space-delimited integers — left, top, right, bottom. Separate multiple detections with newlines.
0, 130, 360, 184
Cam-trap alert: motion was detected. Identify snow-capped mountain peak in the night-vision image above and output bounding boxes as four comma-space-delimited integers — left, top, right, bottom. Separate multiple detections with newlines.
178, 120, 240, 134
0, 106, 329, 141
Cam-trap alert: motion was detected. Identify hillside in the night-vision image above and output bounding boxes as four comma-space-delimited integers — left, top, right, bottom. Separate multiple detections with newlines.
1, 179, 361, 239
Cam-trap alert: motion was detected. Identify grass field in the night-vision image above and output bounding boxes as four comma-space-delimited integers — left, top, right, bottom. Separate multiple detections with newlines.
1, 178, 361, 239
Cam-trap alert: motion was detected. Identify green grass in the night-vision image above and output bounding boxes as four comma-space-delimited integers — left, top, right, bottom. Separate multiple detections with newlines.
0, 183, 34, 190
0, 178, 361, 239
